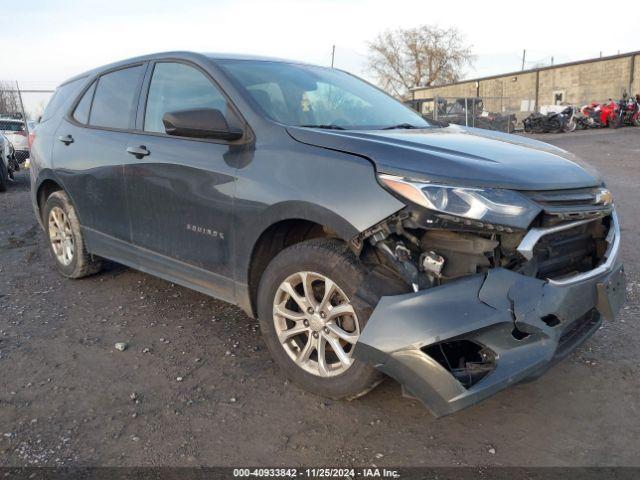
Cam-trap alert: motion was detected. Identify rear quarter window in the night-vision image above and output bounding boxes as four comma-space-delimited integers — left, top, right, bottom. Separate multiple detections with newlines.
73, 82, 96, 124
41, 77, 85, 122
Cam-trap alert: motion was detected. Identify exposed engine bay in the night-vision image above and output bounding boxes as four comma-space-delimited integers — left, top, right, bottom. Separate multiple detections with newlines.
352, 189, 613, 293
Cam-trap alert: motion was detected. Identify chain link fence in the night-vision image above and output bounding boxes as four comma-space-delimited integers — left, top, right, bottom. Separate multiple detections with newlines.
409, 96, 523, 132
1, 80, 55, 163
408, 79, 638, 133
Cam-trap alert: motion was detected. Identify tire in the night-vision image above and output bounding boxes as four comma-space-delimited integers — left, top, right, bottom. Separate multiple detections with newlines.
257, 238, 384, 400
563, 119, 577, 132
549, 117, 563, 133
43, 190, 102, 278
0, 159, 8, 192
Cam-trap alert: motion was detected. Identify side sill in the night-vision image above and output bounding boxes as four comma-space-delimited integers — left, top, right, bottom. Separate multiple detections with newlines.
83, 228, 237, 306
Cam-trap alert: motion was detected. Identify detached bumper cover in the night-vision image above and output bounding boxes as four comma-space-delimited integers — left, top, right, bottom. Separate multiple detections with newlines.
354, 246, 625, 417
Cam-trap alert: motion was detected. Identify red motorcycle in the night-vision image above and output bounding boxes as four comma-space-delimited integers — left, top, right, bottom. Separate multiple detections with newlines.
579, 100, 619, 128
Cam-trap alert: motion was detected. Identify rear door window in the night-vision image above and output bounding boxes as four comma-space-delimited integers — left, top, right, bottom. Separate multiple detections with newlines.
144, 62, 227, 133
89, 65, 144, 129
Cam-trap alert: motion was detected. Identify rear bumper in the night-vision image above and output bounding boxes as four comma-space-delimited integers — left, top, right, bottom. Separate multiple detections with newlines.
354, 221, 625, 417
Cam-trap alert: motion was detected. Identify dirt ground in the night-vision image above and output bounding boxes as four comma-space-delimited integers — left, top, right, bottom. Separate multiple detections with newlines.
1, 128, 639, 468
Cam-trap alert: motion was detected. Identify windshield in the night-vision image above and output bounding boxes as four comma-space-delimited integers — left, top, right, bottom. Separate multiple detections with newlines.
0, 120, 25, 132
218, 60, 430, 130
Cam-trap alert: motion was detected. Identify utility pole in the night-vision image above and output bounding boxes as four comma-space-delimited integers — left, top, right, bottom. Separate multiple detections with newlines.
521, 49, 526, 71
331, 45, 335, 68
15, 81, 29, 135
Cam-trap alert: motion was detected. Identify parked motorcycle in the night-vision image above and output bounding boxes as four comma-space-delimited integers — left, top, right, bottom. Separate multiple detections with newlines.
523, 106, 576, 133
615, 94, 640, 127
578, 100, 619, 128
561, 105, 577, 132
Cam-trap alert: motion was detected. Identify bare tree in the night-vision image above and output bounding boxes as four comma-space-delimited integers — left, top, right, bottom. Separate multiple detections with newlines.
0, 80, 21, 117
367, 25, 474, 98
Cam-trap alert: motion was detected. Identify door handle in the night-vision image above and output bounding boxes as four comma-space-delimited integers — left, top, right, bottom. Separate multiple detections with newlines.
57, 135, 74, 145
126, 146, 150, 159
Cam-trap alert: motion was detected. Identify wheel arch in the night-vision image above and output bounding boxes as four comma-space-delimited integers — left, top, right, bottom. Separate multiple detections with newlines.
241, 202, 361, 318
35, 174, 66, 222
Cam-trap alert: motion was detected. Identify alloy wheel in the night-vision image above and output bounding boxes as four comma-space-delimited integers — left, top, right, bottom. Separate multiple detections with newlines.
273, 271, 360, 377
48, 206, 75, 266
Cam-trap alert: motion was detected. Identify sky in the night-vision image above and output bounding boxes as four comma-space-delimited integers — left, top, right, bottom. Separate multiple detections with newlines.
1, 0, 638, 117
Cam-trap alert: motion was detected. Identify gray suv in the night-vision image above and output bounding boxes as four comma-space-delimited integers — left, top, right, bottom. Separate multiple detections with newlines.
30, 52, 624, 416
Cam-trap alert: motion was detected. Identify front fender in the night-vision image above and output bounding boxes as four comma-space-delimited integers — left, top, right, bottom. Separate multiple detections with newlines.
248, 200, 361, 244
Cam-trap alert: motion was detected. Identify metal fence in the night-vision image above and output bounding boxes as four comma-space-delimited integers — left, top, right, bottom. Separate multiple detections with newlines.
419, 96, 520, 132
408, 96, 533, 133
408, 79, 639, 133
1, 80, 55, 161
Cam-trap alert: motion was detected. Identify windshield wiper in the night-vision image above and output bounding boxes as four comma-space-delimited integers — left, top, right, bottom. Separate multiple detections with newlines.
381, 123, 422, 130
299, 124, 346, 130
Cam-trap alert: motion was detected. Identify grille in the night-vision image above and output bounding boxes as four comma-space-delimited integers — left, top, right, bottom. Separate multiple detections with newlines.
532, 221, 604, 279
522, 187, 612, 225
519, 188, 612, 280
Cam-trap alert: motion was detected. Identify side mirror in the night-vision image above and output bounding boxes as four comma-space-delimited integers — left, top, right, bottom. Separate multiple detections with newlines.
162, 108, 243, 140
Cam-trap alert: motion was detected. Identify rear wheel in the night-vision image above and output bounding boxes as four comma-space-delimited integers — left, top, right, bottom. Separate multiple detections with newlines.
257, 239, 384, 400
549, 116, 563, 133
43, 191, 102, 278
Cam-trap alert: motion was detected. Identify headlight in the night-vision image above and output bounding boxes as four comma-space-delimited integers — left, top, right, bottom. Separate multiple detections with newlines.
379, 174, 541, 229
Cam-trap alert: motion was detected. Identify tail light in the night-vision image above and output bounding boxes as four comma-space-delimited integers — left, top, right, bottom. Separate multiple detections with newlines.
28, 131, 36, 149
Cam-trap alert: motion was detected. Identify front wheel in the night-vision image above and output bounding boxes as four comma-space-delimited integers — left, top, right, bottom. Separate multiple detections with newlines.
257, 239, 384, 400
563, 119, 577, 132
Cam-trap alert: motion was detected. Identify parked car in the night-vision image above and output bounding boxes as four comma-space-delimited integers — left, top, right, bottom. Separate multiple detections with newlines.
30, 52, 625, 417
1, 132, 13, 191
1, 131, 21, 188
0, 117, 29, 162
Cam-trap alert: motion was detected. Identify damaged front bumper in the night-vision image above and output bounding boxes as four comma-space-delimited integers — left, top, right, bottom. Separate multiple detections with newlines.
354, 212, 625, 417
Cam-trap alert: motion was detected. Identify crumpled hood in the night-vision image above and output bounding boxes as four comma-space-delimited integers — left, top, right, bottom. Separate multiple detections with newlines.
286, 125, 601, 191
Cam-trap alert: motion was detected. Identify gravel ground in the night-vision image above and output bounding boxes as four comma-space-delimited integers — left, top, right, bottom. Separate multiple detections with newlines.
0, 128, 639, 467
